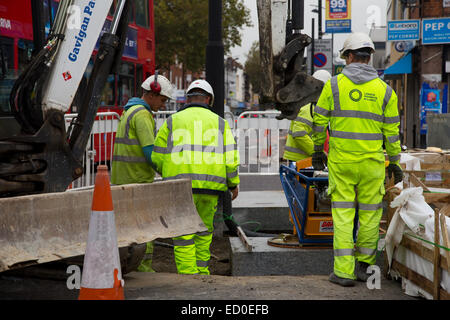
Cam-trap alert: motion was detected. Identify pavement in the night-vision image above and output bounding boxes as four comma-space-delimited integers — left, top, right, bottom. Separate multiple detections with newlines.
232, 190, 288, 208
0, 271, 417, 301
0, 271, 422, 319
123, 272, 417, 300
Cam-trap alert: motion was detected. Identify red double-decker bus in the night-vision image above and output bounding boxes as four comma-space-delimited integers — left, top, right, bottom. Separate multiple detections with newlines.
0, 0, 155, 163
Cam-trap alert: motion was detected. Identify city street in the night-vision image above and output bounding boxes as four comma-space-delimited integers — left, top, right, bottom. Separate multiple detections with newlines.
0, 0, 449, 308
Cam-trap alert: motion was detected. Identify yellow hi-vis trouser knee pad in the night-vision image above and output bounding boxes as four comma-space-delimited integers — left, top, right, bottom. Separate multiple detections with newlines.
328, 159, 385, 280
137, 241, 155, 272
173, 194, 218, 275
173, 232, 213, 275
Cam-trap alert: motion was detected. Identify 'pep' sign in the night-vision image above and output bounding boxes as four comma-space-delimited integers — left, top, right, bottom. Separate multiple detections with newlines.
422, 18, 450, 45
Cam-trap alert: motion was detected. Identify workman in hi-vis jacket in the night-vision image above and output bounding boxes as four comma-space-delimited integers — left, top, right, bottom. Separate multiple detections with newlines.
152, 79, 240, 275
283, 70, 332, 166
111, 73, 174, 273
311, 32, 403, 287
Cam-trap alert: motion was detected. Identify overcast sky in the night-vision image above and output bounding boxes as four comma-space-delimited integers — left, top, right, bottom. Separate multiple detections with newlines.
230, 0, 388, 64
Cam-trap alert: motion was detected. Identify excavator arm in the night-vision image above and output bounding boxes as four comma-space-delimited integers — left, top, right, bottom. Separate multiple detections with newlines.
257, 0, 324, 120
0, 0, 131, 197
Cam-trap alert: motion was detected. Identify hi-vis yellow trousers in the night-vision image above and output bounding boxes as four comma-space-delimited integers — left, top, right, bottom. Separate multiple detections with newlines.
137, 242, 155, 272
328, 158, 385, 280
172, 194, 219, 275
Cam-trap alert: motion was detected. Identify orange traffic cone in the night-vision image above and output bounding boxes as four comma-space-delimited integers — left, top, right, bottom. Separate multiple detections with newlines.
78, 165, 124, 300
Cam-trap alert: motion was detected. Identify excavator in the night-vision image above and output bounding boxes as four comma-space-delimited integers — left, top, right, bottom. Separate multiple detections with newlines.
0, 0, 322, 272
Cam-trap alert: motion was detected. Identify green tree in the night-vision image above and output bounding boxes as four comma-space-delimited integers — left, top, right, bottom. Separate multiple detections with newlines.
244, 41, 262, 96
154, 0, 252, 74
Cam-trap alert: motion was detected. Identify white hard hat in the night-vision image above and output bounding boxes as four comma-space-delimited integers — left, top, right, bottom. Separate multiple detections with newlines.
339, 32, 375, 59
142, 74, 174, 99
186, 79, 215, 106
312, 70, 332, 84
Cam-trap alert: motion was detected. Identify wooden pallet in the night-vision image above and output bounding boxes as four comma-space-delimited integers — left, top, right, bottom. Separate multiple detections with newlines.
389, 209, 450, 300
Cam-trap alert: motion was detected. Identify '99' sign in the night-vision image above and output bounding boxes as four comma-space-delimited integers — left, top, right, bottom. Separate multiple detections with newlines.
330, 0, 347, 10
328, 0, 350, 19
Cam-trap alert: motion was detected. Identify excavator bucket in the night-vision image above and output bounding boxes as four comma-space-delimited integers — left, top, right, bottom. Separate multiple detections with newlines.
257, 0, 324, 120
0, 179, 206, 272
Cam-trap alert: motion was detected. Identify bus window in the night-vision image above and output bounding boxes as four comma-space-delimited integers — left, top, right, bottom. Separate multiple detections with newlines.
136, 64, 143, 92
0, 37, 15, 114
135, 0, 149, 28
129, 1, 135, 24
108, 0, 132, 21
17, 39, 34, 74
109, 0, 116, 16
118, 62, 135, 106
51, 1, 59, 14
101, 74, 116, 106
44, 0, 59, 36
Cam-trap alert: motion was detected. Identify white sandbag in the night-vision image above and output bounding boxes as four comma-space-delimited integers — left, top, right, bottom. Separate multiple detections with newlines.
385, 207, 405, 269
390, 187, 434, 234
386, 187, 434, 269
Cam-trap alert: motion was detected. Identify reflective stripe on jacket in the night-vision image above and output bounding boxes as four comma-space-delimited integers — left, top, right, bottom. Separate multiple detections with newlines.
151, 105, 240, 192
111, 104, 156, 184
312, 63, 401, 164
283, 103, 314, 161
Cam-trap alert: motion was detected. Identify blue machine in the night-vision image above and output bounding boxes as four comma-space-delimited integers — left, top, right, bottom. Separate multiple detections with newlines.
279, 164, 358, 246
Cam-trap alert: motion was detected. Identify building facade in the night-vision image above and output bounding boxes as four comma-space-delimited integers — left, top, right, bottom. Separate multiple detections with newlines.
385, 0, 450, 148
161, 58, 204, 110
225, 56, 249, 114
161, 55, 253, 114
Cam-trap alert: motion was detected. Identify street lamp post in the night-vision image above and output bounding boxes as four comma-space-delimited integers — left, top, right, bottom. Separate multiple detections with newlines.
311, 18, 315, 75
206, 0, 224, 118
318, 0, 322, 40
292, 0, 304, 31
311, 1, 326, 75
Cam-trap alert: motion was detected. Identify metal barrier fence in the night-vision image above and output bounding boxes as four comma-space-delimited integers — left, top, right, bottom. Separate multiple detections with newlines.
224, 111, 235, 130
65, 109, 291, 190
65, 112, 120, 189
154, 110, 176, 131
235, 111, 290, 174
154, 110, 289, 173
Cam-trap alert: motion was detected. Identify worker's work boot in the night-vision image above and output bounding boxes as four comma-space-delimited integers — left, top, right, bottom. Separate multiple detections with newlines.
355, 261, 370, 282
137, 257, 155, 272
328, 272, 355, 287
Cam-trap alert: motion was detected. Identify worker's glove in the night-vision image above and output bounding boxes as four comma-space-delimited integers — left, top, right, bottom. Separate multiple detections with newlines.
312, 152, 327, 171
229, 186, 239, 200
387, 163, 403, 184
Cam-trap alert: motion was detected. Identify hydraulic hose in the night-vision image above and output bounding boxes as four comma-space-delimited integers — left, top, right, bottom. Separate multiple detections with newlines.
9, 41, 55, 134
221, 191, 278, 238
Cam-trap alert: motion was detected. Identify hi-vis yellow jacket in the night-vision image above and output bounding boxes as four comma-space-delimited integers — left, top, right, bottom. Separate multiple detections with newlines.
111, 99, 156, 185
283, 103, 314, 161
312, 63, 401, 164
151, 103, 240, 194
